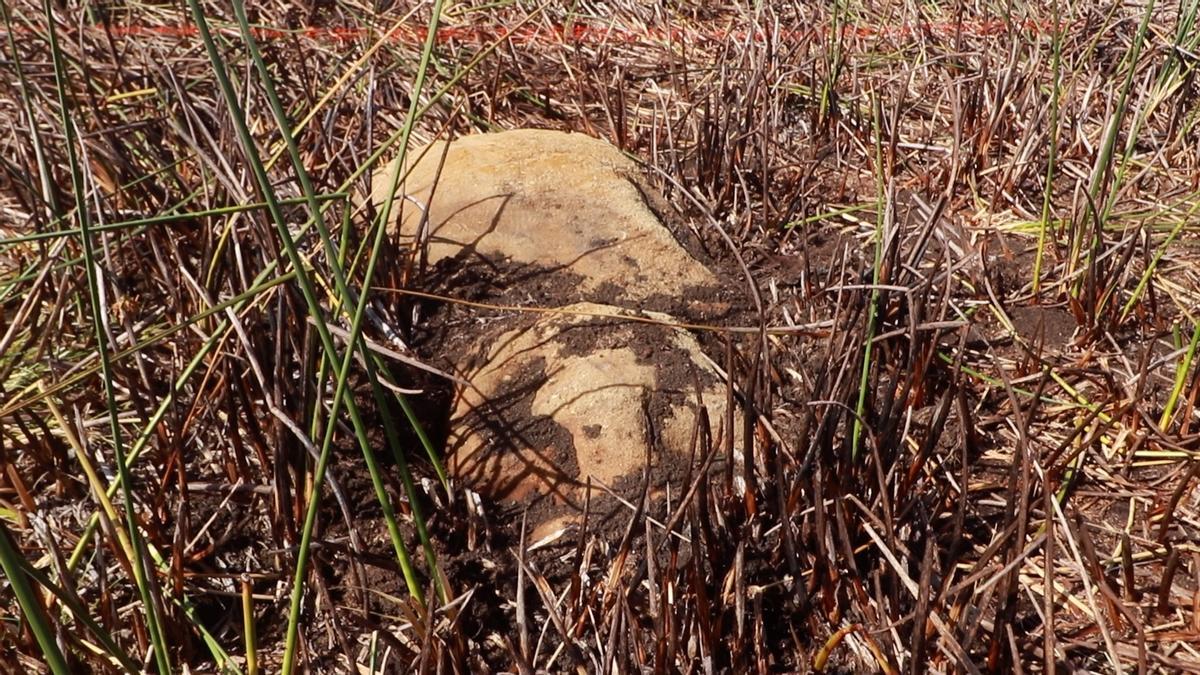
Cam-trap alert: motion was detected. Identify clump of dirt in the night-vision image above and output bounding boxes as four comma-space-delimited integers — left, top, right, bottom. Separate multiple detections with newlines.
1007, 304, 1078, 350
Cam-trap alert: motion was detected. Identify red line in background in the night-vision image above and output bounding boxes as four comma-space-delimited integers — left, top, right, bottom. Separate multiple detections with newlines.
0, 19, 1064, 46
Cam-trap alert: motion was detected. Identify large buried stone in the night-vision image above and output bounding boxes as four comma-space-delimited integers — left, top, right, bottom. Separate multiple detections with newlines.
367, 129, 740, 532
369, 129, 718, 307
447, 303, 734, 523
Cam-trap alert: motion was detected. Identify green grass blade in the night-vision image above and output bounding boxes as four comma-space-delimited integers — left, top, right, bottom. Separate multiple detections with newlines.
0, 524, 71, 674
41, 0, 172, 670
852, 94, 887, 461
1159, 321, 1200, 432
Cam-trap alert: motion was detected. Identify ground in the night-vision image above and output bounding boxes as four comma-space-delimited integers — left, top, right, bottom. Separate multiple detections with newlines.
2, 1, 1200, 673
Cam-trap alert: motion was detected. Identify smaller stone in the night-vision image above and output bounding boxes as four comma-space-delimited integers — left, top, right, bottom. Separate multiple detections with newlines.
446, 303, 737, 528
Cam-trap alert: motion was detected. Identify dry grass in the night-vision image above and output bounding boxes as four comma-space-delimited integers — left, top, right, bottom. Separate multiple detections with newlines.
3, 0, 1200, 672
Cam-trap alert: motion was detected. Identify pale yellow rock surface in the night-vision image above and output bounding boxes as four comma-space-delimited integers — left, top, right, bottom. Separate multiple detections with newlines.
446, 303, 734, 514
366, 130, 737, 532
369, 129, 718, 304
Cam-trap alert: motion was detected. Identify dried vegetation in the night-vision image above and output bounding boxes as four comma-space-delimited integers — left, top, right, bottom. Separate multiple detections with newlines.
3, 0, 1200, 672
